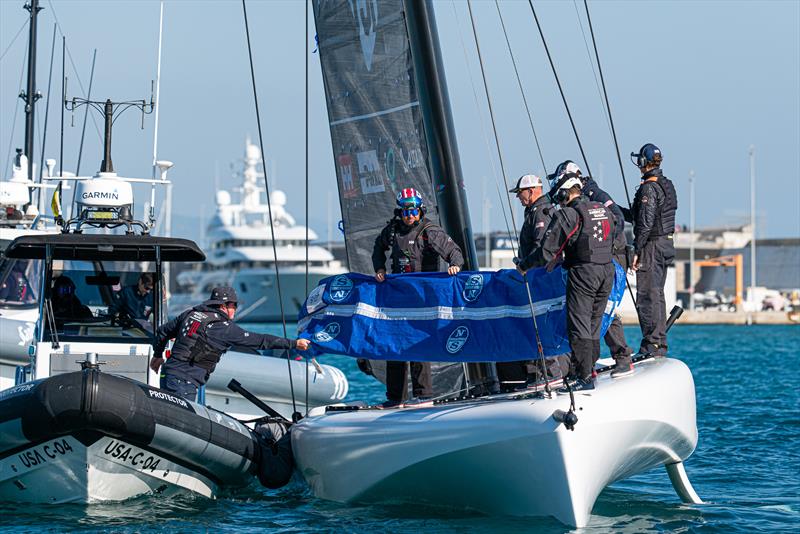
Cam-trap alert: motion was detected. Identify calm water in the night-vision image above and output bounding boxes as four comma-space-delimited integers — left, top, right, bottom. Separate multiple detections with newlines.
3, 325, 799, 532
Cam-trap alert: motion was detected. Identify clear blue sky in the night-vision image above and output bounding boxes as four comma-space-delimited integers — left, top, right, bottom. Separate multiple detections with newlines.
2, 0, 798, 243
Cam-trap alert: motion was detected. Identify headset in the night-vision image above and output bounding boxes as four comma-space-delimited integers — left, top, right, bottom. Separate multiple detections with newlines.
630, 143, 663, 169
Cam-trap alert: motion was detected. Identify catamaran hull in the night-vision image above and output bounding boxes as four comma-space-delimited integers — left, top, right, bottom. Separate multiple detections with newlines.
292, 357, 697, 527
0, 370, 290, 504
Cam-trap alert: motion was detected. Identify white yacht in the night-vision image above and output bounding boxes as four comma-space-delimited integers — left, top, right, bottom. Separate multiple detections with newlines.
172, 141, 343, 322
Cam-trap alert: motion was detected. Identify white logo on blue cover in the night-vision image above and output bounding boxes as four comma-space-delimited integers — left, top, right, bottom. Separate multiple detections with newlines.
314, 323, 341, 343
329, 275, 353, 303
462, 274, 484, 302
446, 326, 469, 354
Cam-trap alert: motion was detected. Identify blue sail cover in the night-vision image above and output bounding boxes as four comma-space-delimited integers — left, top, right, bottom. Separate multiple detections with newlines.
298, 264, 626, 362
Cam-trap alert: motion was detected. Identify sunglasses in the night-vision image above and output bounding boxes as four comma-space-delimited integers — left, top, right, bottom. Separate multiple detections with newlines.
225, 302, 238, 310
401, 208, 420, 217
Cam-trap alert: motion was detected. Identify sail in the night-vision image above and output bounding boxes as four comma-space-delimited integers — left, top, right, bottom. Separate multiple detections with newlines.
313, 0, 440, 274
298, 264, 627, 362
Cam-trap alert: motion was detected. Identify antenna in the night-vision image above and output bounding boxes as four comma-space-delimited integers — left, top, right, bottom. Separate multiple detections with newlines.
149, 1, 166, 227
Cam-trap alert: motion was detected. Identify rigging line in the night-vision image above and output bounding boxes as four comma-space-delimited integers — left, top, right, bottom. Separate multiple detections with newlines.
467, 0, 550, 393
527, 0, 593, 179
241, 0, 298, 418
494, 0, 548, 178
304, 0, 310, 417
0, 18, 28, 63
73, 48, 96, 182
572, 0, 612, 138
583, 0, 639, 313
450, 0, 514, 243
39, 22, 57, 191
465, 0, 519, 245
3, 50, 27, 177
46, 0, 103, 142
583, 0, 632, 208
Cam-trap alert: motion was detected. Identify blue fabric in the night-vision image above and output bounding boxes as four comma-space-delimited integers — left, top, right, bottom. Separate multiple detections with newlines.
298, 264, 626, 363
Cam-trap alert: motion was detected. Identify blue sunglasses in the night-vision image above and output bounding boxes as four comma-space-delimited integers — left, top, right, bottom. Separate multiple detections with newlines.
401, 208, 420, 217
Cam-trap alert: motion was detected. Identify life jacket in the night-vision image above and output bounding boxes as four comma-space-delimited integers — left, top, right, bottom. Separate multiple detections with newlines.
390, 218, 437, 273
169, 306, 227, 373
564, 198, 614, 268
634, 169, 678, 238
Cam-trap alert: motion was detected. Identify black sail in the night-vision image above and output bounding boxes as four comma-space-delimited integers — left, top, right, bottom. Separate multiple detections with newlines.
313, 0, 440, 275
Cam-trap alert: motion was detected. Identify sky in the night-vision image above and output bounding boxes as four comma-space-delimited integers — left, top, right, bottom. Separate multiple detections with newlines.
1, 0, 799, 245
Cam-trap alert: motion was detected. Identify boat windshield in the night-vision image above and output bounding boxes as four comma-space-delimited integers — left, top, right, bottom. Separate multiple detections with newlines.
44, 260, 159, 343
0, 239, 42, 309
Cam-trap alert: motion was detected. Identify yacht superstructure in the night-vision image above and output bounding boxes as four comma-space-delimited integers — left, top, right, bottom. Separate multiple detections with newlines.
172, 141, 342, 322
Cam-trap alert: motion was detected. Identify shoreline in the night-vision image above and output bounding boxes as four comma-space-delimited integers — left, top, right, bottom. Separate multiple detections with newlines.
619, 310, 799, 325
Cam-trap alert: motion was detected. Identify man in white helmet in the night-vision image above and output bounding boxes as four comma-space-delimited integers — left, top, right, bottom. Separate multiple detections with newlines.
517, 170, 615, 391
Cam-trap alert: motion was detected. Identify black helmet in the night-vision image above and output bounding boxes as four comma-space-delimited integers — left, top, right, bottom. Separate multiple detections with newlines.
630, 143, 662, 169
205, 286, 238, 306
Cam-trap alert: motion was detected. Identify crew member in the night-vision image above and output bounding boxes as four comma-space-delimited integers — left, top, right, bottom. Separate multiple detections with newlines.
112, 273, 154, 319
499, 174, 553, 391
51, 275, 93, 325
372, 187, 464, 407
621, 144, 678, 358
556, 161, 634, 377
150, 286, 310, 401
517, 172, 615, 391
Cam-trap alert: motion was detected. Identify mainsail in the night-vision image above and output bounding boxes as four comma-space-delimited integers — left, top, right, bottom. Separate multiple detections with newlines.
313, 0, 439, 275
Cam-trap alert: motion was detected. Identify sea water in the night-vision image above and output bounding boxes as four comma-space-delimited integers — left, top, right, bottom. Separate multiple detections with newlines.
2, 325, 798, 533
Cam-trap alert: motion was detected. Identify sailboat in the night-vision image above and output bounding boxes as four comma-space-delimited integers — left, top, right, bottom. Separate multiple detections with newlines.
289, 0, 701, 527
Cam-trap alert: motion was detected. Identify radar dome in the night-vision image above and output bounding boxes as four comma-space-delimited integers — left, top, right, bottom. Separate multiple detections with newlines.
216, 190, 232, 206
270, 190, 287, 206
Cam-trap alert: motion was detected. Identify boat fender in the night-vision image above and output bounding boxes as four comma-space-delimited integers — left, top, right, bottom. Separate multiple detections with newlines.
552, 409, 579, 431
255, 425, 294, 489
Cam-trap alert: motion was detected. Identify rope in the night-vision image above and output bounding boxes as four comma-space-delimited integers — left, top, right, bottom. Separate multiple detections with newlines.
450, 0, 514, 244
38, 23, 57, 189
572, 0, 613, 140
241, 0, 298, 418
467, 0, 550, 395
0, 19, 28, 63
494, 0, 548, 178
304, 0, 310, 417
527, 0, 593, 179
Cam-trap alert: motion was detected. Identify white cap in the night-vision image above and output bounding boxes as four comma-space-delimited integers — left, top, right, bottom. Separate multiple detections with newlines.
509, 174, 543, 193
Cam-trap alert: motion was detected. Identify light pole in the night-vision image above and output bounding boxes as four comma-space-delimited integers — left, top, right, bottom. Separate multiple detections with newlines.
689, 170, 695, 311
749, 145, 756, 310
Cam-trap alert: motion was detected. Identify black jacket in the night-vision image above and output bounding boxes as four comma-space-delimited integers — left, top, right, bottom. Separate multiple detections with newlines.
518, 195, 553, 266
372, 216, 464, 274
154, 304, 293, 383
621, 170, 677, 254
521, 196, 613, 271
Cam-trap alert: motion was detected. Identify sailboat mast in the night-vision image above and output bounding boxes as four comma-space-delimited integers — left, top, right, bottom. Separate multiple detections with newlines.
23, 0, 42, 185
404, 0, 477, 270
404, 0, 495, 394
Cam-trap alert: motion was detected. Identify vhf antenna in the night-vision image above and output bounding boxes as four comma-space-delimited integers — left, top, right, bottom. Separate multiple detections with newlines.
65, 85, 154, 174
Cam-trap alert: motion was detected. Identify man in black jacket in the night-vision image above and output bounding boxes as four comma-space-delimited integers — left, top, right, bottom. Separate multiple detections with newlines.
555, 161, 634, 377
150, 287, 310, 401
621, 143, 678, 358
499, 173, 553, 390
372, 187, 464, 406
517, 172, 615, 391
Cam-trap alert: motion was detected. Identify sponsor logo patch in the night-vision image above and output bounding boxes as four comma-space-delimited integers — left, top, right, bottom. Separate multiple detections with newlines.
314, 322, 341, 343
462, 274, 484, 302
329, 275, 354, 303
446, 326, 469, 354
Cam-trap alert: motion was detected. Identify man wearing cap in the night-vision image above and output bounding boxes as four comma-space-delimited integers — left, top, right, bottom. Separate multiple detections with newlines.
149, 286, 310, 401
498, 174, 553, 391
372, 187, 464, 407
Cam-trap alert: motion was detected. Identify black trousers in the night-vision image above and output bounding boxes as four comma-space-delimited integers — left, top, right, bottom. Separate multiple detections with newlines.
567, 263, 614, 380
605, 252, 632, 360
496, 361, 528, 391
636, 237, 675, 355
385, 361, 432, 402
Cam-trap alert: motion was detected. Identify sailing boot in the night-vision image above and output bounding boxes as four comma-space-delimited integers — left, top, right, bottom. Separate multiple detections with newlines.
611, 353, 634, 378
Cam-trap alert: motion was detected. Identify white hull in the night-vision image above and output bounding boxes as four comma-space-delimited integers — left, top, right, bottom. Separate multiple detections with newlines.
292, 357, 697, 527
0, 435, 224, 503
170, 269, 339, 323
